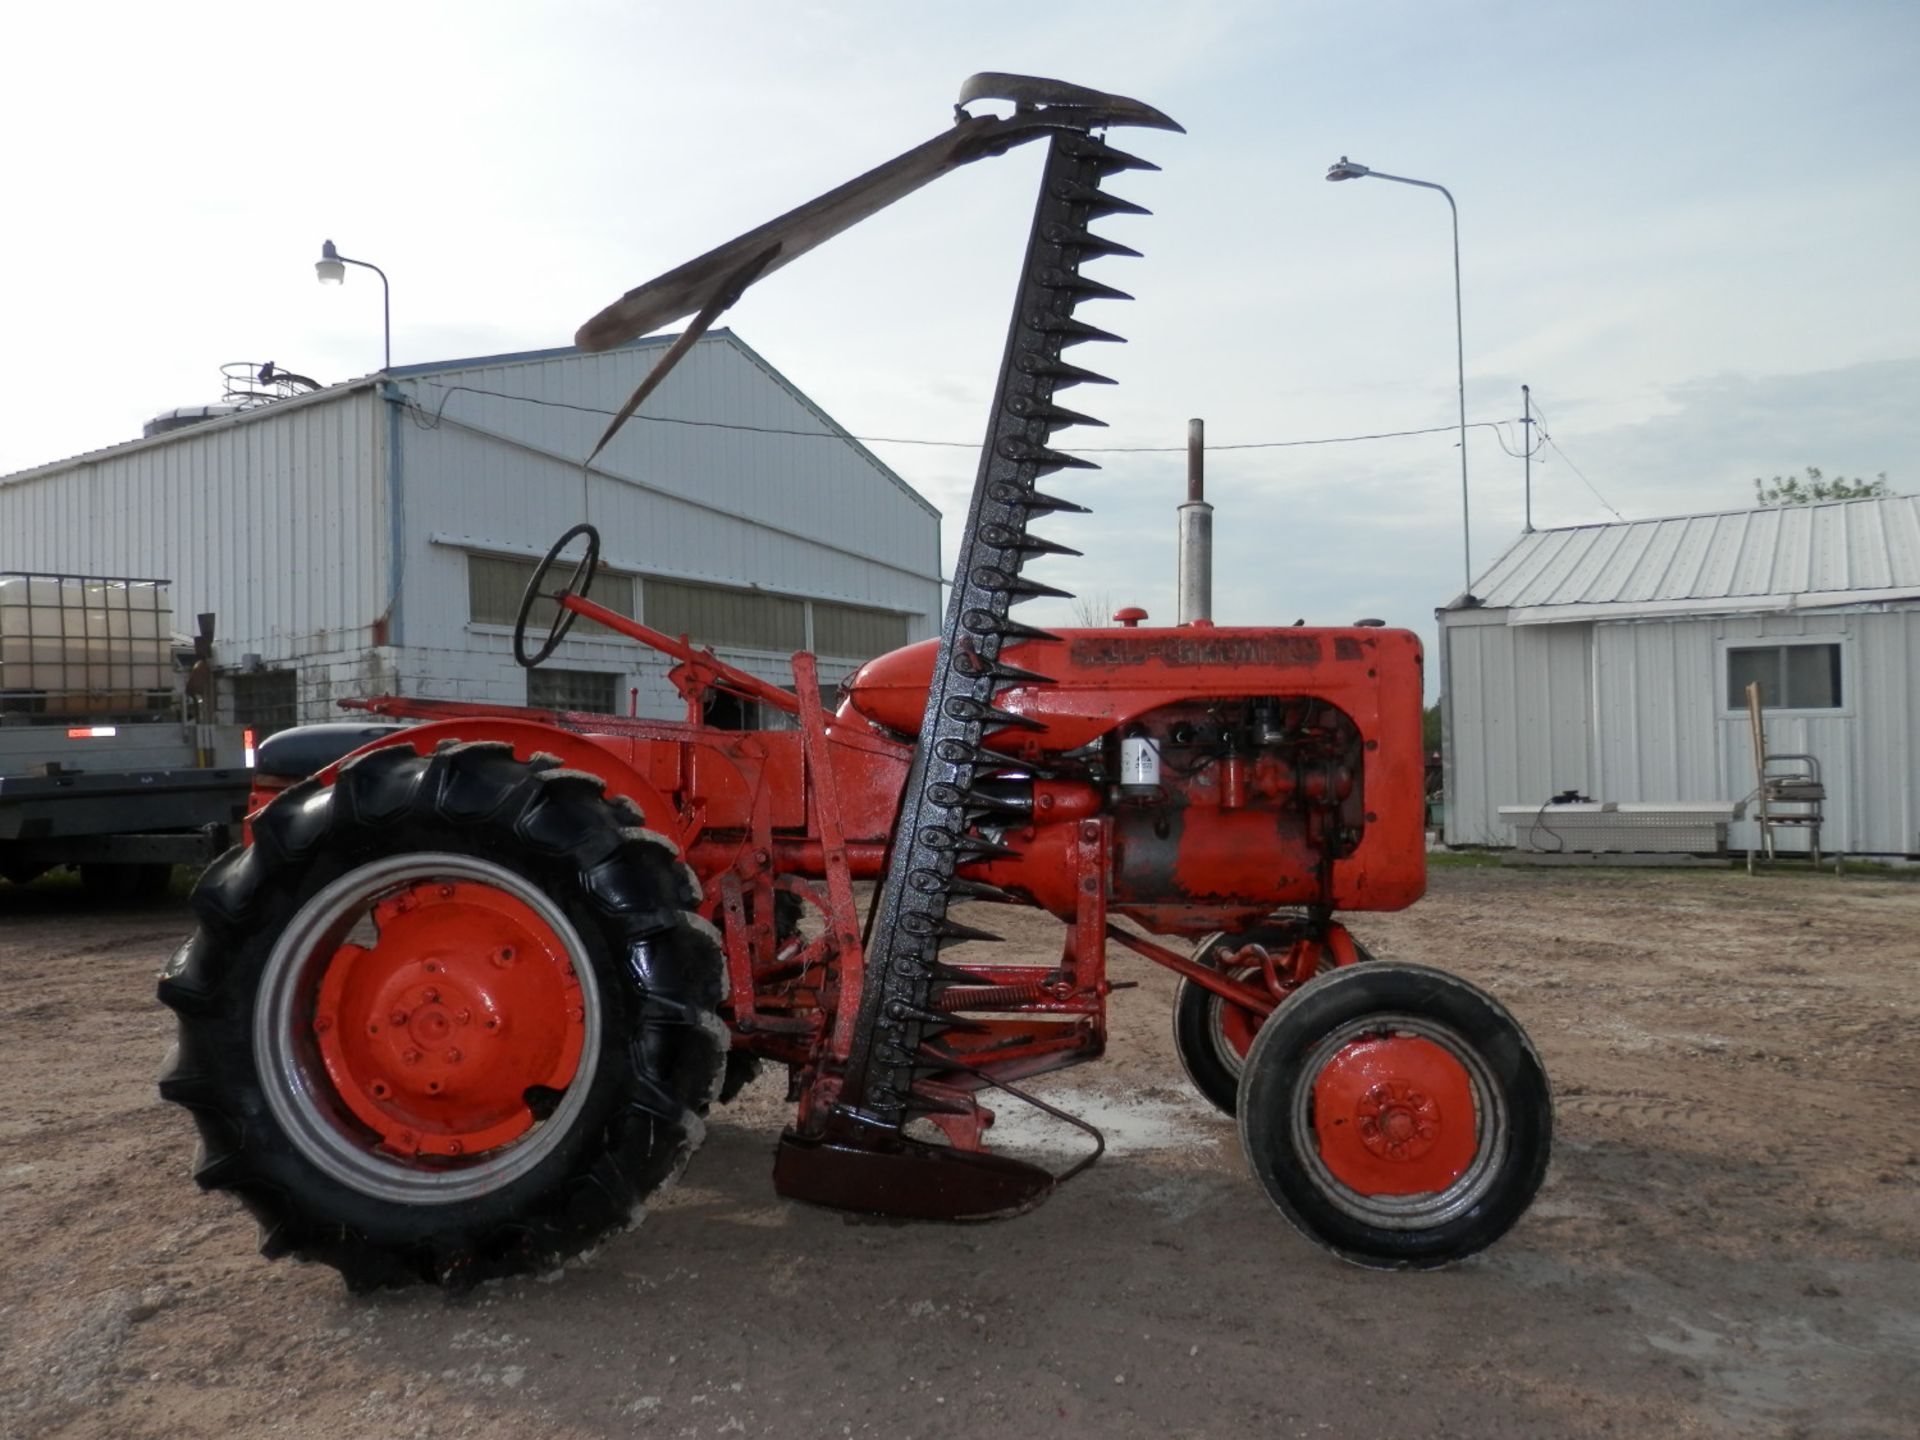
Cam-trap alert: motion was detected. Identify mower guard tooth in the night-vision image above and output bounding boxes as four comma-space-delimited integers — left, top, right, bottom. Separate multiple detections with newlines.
1018, 355, 1117, 388
1053, 182, 1152, 218
1038, 314, 1129, 346
1075, 137, 1162, 173
1043, 225, 1142, 260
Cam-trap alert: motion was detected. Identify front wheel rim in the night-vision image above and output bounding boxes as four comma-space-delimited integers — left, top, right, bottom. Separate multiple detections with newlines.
255, 852, 603, 1205
1291, 1012, 1508, 1231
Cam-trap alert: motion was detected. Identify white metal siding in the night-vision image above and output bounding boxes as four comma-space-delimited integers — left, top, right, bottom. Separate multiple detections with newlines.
391, 336, 939, 647
1851, 608, 1920, 855
1445, 604, 1920, 855
0, 334, 939, 729
390, 335, 940, 720
1592, 620, 1723, 803
1443, 615, 1594, 845
0, 390, 388, 663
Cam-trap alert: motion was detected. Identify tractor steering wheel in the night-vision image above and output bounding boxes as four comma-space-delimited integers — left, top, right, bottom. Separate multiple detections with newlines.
514, 523, 602, 668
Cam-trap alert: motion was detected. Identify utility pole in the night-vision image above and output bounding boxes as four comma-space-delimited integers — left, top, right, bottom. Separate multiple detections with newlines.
1521, 384, 1535, 533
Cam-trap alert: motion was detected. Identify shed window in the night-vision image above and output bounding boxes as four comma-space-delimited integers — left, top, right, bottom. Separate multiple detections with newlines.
645, 578, 804, 653
468, 554, 633, 635
229, 669, 300, 736
527, 668, 619, 714
1727, 642, 1842, 711
813, 601, 913, 660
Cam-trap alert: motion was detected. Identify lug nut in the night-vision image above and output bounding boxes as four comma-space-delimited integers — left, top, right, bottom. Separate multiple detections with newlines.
390, 1009, 409, 1027
445, 1048, 462, 1064
402, 1049, 421, 1066
456, 1009, 472, 1025
422, 988, 440, 1004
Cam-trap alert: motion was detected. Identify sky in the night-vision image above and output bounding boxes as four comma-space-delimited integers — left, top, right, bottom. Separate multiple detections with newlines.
3, 1, 1917, 684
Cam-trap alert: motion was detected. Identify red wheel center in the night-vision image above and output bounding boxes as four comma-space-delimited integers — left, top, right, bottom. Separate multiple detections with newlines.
311, 880, 586, 1159
1311, 1036, 1478, 1196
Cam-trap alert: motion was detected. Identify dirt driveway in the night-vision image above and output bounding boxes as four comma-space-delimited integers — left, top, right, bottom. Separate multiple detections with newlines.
2, 863, 1916, 1439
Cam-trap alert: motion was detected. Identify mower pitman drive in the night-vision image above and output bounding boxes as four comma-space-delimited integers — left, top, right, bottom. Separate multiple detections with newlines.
159, 74, 1552, 1290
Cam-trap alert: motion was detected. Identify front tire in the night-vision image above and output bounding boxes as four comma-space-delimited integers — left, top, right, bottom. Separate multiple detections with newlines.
1237, 962, 1551, 1270
157, 741, 727, 1290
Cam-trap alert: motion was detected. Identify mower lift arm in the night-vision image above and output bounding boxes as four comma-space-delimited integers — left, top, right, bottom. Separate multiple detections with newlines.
576, 73, 1181, 353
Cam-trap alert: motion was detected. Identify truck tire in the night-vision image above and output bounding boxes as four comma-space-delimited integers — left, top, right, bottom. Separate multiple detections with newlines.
157, 741, 727, 1290
82, 862, 174, 906
1237, 962, 1551, 1270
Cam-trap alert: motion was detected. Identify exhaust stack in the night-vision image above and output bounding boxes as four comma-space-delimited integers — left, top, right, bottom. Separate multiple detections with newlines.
1177, 417, 1213, 623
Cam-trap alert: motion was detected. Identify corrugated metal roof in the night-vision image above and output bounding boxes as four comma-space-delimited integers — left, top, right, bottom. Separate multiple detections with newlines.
1459, 495, 1920, 614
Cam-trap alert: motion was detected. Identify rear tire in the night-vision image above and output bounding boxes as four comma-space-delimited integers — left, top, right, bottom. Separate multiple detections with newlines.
157, 741, 727, 1290
1237, 962, 1551, 1270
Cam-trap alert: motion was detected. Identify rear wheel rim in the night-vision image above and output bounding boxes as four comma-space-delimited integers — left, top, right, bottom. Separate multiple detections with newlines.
255, 853, 602, 1205
1291, 1013, 1507, 1230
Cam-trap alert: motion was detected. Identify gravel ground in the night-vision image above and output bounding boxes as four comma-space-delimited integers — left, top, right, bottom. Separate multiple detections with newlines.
2, 862, 1917, 1439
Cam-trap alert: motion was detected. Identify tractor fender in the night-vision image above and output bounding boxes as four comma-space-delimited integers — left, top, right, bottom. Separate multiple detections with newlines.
312, 718, 692, 852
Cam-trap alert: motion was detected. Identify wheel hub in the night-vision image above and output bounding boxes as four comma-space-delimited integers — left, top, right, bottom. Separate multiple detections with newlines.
313, 880, 586, 1159
1311, 1034, 1478, 1197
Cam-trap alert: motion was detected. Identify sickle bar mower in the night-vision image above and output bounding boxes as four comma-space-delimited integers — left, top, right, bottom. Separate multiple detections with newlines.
158, 75, 1551, 1291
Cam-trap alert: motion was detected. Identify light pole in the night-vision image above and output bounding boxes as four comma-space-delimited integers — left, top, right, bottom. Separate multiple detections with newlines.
315, 239, 392, 372
1326, 157, 1473, 598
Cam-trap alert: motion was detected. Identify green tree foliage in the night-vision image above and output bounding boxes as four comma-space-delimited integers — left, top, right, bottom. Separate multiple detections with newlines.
1753, 466, 1893, 506
1422, 701, 1443, 752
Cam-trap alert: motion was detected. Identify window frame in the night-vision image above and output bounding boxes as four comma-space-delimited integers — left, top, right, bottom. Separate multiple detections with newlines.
1718, 635, 1850, 717
811, 600, 915, 661
525, 667, 622, 715
465, 551, 635, 641
642, 575, 807, 656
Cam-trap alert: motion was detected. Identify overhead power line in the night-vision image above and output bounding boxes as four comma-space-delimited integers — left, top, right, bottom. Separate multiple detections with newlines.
402, 378, 1523, 458
1525, 396, 1624, 520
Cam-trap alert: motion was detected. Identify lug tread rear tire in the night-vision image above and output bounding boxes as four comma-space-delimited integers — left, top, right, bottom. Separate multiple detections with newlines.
158, 741, 726, 1291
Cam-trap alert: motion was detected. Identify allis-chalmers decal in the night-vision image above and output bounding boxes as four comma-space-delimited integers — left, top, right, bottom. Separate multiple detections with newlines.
1069, 633, 1344, 669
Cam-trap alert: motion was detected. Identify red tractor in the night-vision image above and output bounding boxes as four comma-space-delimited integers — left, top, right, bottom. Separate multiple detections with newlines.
158, 74, 1550, 1290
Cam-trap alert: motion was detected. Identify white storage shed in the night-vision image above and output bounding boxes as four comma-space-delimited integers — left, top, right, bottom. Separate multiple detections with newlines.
1438, 495, 1920, 858
0, 331, 943, 731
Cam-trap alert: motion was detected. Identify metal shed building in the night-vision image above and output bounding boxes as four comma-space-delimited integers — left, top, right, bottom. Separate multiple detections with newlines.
0, 331, 943, 729
1438, 495, 1920, 858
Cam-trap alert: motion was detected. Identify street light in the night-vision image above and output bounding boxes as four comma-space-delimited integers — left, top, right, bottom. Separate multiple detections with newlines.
315, 239, 392, 372
1326, 156, 1473, 598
